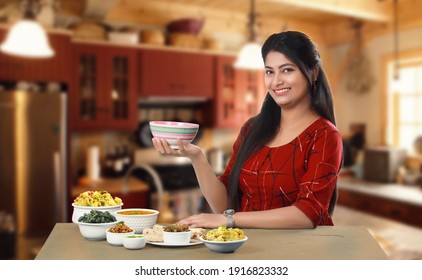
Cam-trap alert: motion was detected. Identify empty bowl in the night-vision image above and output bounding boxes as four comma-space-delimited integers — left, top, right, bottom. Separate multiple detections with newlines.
149, 121, 199, 149
114, 208, 159, 234
123, 234, 147, 249
199, 236, 248, 253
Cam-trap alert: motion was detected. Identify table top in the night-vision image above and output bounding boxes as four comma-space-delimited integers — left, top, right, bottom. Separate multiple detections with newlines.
35, 223, 387, 260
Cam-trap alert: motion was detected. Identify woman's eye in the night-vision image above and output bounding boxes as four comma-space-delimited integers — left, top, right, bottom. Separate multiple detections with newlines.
282, 68, 294, 73
265, 70, 273, 75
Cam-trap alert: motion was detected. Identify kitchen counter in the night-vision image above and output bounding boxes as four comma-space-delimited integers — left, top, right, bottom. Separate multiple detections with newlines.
35, 223, 387, 260
338, 177, 422, 227
72, 177, 149, 196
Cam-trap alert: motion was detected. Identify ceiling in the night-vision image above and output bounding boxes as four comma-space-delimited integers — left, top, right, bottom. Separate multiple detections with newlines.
0, 0, 396, 24
0, 0, 419, 47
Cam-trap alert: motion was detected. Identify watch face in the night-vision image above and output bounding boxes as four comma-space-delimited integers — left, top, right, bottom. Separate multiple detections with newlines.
224, 209, 235, 216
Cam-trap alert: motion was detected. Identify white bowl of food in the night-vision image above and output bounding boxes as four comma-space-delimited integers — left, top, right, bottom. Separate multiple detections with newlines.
200, 226, 248, 253
76, 209, 118, 240
123, 234, 147, 250
200, 236, 248, 253
149, 121, 199, 149
114, 208, 159, 234
106, 222, 135, 246
77, 221, 118, 241
162, 224, 191, 245
72, 191, 123, 223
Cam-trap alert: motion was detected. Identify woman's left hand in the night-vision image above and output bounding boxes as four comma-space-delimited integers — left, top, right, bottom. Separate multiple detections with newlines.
178, 213, 226, 228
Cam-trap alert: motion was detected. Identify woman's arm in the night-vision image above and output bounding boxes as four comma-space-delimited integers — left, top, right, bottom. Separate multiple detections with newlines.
152, 138, 228, 213
179, 206, 313, 229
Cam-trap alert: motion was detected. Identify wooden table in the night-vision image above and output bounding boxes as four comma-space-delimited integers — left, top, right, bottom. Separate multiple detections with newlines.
35, 223, 387, 260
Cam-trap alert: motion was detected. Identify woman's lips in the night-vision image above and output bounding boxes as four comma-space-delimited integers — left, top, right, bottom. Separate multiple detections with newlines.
273, 87, 291, 96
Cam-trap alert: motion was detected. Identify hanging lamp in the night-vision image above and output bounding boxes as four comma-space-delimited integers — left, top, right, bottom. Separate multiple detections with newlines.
234, 0, 264, 70
0, 0, 54, 58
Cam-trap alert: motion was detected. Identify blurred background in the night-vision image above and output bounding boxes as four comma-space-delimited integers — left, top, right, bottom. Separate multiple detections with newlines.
0, 0, 421, 260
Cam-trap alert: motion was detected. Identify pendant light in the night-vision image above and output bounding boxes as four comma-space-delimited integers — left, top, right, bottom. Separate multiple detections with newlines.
234, 0, 264, 70
0, 0, 54, 58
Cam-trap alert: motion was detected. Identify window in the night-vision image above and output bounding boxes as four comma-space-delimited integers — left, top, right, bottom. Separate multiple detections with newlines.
387, 58, 422, 153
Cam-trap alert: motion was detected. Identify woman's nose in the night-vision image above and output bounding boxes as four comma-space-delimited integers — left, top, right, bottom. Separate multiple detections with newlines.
273, 73, 284, 86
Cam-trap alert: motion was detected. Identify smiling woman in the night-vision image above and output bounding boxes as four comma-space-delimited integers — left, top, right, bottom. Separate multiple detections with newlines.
151, 31, 343, 230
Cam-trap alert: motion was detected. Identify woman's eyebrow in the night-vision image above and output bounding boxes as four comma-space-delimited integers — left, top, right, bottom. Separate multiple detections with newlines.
265, 63, 296, 69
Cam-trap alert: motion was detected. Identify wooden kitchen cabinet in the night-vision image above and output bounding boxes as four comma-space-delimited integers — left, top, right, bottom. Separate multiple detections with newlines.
338, 178, 422, 228
70, 43, 138, 131
214, 55, 265, 129
139, 49, 214, 98
0, 29, 71, 83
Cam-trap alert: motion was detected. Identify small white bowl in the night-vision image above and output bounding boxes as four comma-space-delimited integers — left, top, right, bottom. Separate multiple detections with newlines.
77, 221, 119, 241
114, 208, 159, 234
72, 203, 123, 223
123, 234, 147, 249
106, 229, 135, 246
199, 236, 248, 253
163, 230, 191, 245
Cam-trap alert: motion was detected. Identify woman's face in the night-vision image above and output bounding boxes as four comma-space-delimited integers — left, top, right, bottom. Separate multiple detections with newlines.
264, 51, 311, 110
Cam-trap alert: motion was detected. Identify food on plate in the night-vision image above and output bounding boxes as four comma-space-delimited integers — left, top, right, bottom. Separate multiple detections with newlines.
143, 224, 165, 242
163, 224, 189, 232
73, 190, 122, 207
78, 209, 117, 223
190, 228, 206, 239
142, 224, 205, 242
117, 209, 156, 215
107, 222, 133, 233
202, 225, 246, 242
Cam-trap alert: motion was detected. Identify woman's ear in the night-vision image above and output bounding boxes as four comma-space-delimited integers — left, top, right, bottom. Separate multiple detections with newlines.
313, 66, 319, 81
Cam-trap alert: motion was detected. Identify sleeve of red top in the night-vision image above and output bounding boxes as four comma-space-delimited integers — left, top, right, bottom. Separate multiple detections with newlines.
293, 126, 343, 227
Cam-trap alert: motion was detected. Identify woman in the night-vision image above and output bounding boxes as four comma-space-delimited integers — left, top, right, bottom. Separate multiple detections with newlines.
152, 31, 343, 229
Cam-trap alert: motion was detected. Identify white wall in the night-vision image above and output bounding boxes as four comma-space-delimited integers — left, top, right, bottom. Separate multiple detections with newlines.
330, 26, 422, 146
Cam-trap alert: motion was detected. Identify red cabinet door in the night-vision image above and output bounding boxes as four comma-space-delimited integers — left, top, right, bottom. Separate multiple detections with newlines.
139, 49, 214, 98
103, 46, 138, 130
71, 43, 138, 131
214, 55, 238, 128
214, 56, 266, 129
70, 43, 107, 130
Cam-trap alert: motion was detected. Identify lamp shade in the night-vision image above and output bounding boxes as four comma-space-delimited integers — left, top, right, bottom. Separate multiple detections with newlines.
0, 19, 54, 58
234, 42, 264, 70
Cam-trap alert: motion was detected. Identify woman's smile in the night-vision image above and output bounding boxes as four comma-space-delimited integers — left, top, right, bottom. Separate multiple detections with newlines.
273, 87, 291, 96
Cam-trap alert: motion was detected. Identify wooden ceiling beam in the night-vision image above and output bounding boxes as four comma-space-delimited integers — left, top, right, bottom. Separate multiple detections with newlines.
264, 0, 393, 22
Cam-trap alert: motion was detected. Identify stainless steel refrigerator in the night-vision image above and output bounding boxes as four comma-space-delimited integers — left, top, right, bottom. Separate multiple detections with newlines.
0, 88, 67, 237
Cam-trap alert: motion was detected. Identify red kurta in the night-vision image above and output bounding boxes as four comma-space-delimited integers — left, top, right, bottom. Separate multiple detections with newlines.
219, 118, 343, 226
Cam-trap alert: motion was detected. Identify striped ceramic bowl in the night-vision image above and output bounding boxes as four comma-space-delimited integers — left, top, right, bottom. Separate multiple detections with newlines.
149, 121, 199, 148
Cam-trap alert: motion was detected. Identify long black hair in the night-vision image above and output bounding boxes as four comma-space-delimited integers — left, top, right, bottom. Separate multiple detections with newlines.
227, 31, 338, 215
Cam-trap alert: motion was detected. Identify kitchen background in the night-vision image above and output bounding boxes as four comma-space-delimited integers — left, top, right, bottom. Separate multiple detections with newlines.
0, 0, 422, 260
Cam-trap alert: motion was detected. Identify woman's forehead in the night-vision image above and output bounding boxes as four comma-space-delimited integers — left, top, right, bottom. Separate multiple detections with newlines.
264, 51, 296, 68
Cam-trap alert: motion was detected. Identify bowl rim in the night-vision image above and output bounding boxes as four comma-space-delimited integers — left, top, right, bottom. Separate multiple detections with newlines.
72, 203, 124, 209
76, 221, 119, 227
199, 236, 248, 243
115, 208, 160, 216
106, 228, 135, 234
123, 234, 147, 239
149, 121, 199, 128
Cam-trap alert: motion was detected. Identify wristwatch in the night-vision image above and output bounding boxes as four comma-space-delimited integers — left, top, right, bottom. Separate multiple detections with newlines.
223, 209, 235, 228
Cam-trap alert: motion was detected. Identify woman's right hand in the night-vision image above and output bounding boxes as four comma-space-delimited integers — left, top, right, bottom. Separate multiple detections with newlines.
152, 138, 203, 160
